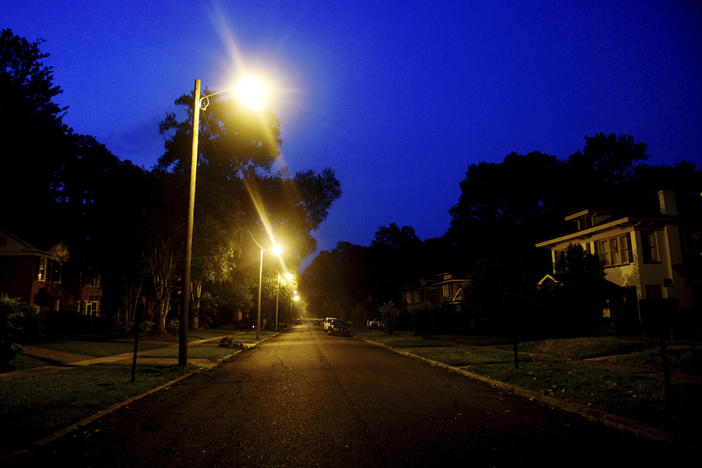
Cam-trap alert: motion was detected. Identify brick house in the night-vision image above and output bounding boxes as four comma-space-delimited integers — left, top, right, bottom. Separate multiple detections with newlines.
0, 228, 103, 317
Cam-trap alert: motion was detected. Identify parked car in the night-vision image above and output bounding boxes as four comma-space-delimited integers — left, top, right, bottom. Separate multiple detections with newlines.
328, 319, 350, 336
366, 317, 383, 329
323, 317, 338, 331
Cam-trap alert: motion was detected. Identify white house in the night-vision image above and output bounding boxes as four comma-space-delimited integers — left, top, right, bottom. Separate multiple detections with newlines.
535, 190, 694, 312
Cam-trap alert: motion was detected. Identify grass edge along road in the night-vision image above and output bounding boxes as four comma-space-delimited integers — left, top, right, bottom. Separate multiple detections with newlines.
0, 329, 277, 457
356, 330, 701, 447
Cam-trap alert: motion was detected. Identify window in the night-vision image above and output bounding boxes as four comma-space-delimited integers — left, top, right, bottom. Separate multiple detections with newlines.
641, 231, 660, 263
49, 260, 62, 283
36, 257, 48, 281
81, 271, 101, 288
597, 234, 632, 267
84, 300, 101, 317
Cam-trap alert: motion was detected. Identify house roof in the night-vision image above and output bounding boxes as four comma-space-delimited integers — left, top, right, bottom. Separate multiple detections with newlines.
563, 208, 621, 221
535, 215, 679, 248
0, 228, 66, 260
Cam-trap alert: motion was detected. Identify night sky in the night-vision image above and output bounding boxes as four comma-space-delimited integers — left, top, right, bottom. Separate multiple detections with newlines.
5, 0, 702, 260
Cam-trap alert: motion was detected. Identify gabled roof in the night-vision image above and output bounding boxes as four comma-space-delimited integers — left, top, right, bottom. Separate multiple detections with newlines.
563, 208, 621, 222
0, 228, 67, 260
535, 215, 679, 249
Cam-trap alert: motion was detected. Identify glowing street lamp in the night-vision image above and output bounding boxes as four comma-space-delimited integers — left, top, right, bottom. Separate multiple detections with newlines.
276, 272, 294, 331
254, 242, 281, 340
180, 76, 270, 367
290, 291, 300, 323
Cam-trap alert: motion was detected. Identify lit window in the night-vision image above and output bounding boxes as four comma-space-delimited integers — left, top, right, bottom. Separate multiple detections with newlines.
597, 234, 632, 267
36, 257, 48, 281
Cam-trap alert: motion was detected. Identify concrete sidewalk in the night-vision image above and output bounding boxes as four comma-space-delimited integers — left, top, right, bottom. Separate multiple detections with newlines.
1, 335, 243, 380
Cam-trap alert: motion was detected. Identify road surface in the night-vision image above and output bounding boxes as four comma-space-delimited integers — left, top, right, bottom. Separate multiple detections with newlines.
14, 325, 688, 466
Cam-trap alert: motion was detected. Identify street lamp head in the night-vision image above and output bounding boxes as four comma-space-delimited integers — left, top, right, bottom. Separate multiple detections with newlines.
284, 272, 293, 281
235, 75, 269, 112
271, 244, 282, 256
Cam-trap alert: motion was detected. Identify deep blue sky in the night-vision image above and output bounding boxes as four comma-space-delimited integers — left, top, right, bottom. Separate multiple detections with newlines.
5, 0, 702, 260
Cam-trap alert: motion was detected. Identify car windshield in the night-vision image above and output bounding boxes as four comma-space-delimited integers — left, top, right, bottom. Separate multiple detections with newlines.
332, 320, 347, 327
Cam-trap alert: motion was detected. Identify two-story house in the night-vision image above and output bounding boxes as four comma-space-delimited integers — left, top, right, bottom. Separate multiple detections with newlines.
535, 190, 694, 317
0, 228, 103, 317
403, 273, 470, 309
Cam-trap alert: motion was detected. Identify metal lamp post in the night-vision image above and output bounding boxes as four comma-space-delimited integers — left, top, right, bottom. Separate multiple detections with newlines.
255, 243, 281, 339
180, 77, 270, 367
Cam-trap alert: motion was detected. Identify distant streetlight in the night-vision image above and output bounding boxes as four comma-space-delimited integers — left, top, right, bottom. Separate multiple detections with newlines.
276, 272, 294, 331
290, 291, 300, 323
253, 241, 281, 340
180, 76, 270, 367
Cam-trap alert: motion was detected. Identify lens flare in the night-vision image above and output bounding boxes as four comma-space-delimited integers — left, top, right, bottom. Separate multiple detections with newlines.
235, 75, 269, 111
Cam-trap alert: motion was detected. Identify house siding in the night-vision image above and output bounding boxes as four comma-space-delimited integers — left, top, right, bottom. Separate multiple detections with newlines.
542, 219, 692, 311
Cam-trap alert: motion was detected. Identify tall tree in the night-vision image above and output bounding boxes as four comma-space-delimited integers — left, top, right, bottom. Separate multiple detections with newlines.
156, 89, 341, 324
0, 28, 73, 242
300, 241, 370, 323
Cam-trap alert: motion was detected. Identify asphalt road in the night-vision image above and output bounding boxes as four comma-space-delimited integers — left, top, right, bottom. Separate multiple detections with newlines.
15, 325, 690, 467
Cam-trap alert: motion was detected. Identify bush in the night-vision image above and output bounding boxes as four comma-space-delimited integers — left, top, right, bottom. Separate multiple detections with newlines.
139, 320, 156, 334
379, 301, 402, 334
166, 319, 180, 334
0, 295, 41, 368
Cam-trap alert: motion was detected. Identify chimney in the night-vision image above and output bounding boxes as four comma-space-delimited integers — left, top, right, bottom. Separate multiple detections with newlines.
658, 189, 678, 216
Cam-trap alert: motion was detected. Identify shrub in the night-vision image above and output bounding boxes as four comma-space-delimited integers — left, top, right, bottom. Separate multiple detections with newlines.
0, 295, 41, 368
379, 301, 402, 334
139, 320, 156, 334
167, 319, 180, 334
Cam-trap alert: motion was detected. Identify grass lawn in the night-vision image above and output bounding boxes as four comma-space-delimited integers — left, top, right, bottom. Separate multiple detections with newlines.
364, 332, 702, 442
141, 346, 240, 359
231, 330, 278, 343
595, 344, 702, 378
0, 363, 191, 454
6, 353, 52, 371
32, 340, 166, 357
497, 336, 656, 359
25, 328, 273, 359
355, 330, 455, 348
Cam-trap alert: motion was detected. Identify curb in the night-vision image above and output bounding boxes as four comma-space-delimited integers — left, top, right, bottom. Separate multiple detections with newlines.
2, 332, 279, 462
359, 337, 681, 446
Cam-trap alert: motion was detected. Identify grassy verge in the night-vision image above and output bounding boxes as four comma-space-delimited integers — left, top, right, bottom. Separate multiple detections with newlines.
29, 340, 166, 357
7, 354, 52, 371
0, 363, 191, 454
494, 336, 657, 359
354, 330, 455, 347
595, 345, 702, 377
363, 333, 702, 442
141, 346, 240, 359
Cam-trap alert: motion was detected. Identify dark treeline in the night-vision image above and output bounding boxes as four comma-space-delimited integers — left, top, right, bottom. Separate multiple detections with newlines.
0, 29, 341, 333
302, 135, 702, 335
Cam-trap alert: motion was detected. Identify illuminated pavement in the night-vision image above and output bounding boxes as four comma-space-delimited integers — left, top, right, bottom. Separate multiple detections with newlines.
14, 324, 690, 466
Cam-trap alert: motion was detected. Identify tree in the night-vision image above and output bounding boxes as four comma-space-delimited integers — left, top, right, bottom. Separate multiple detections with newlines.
0, 29, 74, 242
0, 295, 41, 369
552, 244, 607, 336
156, 89, 341, 326
301, 241, 371, 322
369, 223, 423, 303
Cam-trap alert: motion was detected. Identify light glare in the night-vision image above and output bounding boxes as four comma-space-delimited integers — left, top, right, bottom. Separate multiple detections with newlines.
235, 75, 268, 111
